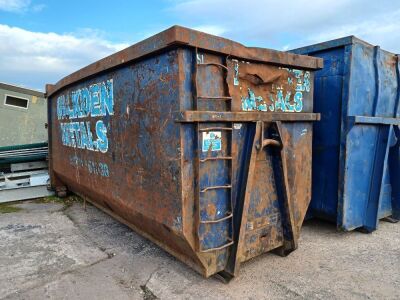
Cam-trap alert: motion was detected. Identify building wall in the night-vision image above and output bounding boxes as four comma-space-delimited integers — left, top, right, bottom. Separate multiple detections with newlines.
0, 84, 47, 147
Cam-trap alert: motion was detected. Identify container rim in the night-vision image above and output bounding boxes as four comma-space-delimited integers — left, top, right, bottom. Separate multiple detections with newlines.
46, 25, 323, 97
290, 35, 399, 56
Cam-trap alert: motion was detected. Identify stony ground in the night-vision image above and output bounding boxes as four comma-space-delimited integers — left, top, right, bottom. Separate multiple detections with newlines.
0, 198, 399, 300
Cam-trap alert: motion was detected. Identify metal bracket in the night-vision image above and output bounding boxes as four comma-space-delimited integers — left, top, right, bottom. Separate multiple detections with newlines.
349, 115, 400, 125
255, 122, 282, 151
177, 111, 321, 123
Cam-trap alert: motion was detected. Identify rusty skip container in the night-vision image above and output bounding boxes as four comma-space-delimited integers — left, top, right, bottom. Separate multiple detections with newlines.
46, 26, 322, 279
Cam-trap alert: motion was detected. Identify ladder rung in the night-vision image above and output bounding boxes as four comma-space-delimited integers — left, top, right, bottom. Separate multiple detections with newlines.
199, 127, 232, 131
200, 156, 232, 162
200, 213, 233, 224
197, 96, 232, 100
200, 185, 232, 192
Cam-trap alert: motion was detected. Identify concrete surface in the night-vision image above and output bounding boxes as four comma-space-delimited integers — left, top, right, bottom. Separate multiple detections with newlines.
0, 199, 399, 300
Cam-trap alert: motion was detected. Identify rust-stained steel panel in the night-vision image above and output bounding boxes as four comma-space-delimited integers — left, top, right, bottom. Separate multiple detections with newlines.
47, 26, 321, 279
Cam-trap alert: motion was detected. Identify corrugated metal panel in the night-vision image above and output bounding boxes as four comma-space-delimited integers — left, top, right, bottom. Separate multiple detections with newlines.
292, 36, 400, 232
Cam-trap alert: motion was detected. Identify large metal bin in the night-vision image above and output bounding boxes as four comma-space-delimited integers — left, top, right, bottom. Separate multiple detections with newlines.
292, 36, 400, 232
46, 26, 321, 278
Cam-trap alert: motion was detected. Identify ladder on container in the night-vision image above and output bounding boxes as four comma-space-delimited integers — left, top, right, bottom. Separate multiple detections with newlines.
194, 50, 234, 252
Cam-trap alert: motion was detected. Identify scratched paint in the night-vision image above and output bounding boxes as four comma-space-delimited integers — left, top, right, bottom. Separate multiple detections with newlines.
287, 69, 310, 113
202, 131, 222, 152
233, 59, 240, 86
69, 154, 110, 177
239, 68, 311, 113
57, 79, 114, 153
241, 88, 267, 111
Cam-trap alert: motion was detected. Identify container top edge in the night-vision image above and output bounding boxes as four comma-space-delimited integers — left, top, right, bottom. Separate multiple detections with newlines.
46, 25, 322, 97
290, 36, 355, 55
290, 35, 398, 56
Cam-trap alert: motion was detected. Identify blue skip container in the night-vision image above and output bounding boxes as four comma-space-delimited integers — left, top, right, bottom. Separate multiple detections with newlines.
291, 36, 400, 232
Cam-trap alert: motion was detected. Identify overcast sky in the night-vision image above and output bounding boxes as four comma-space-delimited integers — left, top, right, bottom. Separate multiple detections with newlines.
1, 0, 399, 91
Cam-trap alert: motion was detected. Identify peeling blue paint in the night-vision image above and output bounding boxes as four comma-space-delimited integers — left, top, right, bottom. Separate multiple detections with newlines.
293, 91, 303, 112
69, 155, 110, 177
241, 88, 266, 111
202, 131, 222, 152
60, 120, 109, 153
239, 68, 310, 113
57, 79, 114, 120
287, 69, 311, 93
233, 60, 239, 86
57, 79, 114, 153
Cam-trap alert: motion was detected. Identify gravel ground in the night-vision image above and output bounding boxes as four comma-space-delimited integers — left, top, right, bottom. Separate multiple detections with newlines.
0, 198, 399, 300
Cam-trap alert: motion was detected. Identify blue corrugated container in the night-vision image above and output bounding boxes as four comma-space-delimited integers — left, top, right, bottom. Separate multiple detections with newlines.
291, 36, 400, 232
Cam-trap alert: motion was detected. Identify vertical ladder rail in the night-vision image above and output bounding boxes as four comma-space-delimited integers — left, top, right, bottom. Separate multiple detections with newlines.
194, 51, 235, 252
